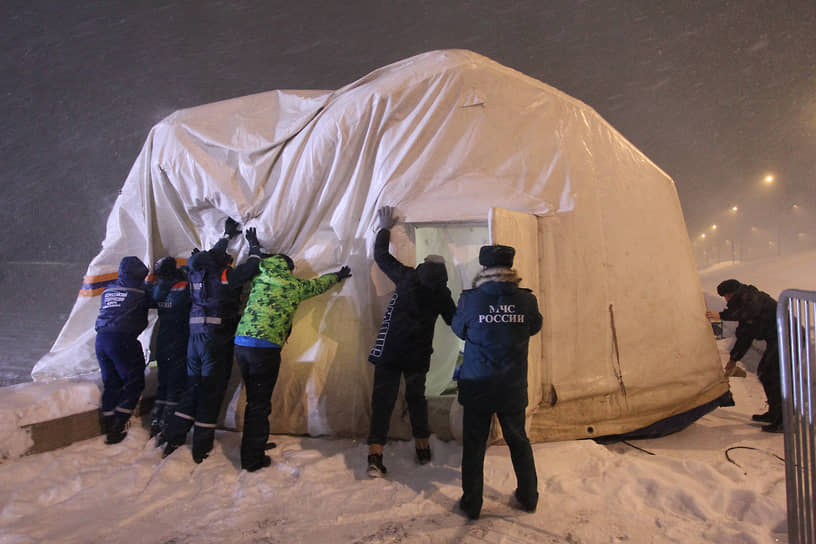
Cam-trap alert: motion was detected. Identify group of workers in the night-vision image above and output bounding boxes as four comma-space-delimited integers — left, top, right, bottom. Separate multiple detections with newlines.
93, 206, 542, 520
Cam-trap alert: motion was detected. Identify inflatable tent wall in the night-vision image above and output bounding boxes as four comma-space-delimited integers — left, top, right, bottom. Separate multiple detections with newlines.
33, 49, 728, 442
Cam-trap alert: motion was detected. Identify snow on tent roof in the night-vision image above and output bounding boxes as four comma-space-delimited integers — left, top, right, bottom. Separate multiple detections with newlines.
33, 49, 727, 442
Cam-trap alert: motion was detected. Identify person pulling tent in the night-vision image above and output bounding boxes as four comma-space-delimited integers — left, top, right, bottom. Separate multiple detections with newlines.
706, 279, 783, 433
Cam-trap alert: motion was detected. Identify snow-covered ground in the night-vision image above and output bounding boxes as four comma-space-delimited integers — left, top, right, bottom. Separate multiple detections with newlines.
0, 347, 788, 544
3, 253, 814, 543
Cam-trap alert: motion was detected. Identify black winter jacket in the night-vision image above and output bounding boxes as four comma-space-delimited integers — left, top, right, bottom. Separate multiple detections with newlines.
367, 229, 456, 372
719, 283, 778, 361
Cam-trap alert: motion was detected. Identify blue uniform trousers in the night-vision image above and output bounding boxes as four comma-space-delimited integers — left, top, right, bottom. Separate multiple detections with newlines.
461, 401, 538, 516
164, 331, 234, 456
152, 340, 188, 427
95, 331, 146, 428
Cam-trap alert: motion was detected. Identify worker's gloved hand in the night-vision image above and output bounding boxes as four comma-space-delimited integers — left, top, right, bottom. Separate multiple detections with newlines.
190, 248, 200, 256
335, 266, 352, 281
377, 206, 397, 230
245, 227, 260, 249
224, 217, 242, 239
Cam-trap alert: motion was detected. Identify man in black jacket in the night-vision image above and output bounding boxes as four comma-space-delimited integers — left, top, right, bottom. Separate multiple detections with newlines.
452, 244, 542, 519
707, 279, 783, 432
366, 206, 456, 477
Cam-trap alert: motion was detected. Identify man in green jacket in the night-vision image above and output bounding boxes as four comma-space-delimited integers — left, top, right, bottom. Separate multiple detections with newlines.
233, 252, 351, 471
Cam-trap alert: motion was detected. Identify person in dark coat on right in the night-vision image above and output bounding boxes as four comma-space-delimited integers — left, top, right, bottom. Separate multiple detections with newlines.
706, 278, 783, 432
452, 244, 542, 520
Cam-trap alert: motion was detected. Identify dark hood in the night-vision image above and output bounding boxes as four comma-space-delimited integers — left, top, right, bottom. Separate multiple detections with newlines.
189, 246, 232, 271
416, 261, 447, 288
118, 256, 148, 287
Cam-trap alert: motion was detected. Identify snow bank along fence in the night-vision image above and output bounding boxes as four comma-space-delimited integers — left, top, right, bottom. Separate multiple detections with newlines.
777, 289, 816, 544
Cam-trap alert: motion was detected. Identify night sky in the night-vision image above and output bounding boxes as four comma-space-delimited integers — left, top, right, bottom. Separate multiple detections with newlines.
1, 1, 814, 383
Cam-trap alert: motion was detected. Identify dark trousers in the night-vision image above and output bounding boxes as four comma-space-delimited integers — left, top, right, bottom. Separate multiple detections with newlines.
758, 341, 783, 423
153, 344, 188, 426
367, 363, 430, 445
235, 345, 282, 469
461, 404, 538, 513
95, 331, 146, 427
164, 331, 234, 455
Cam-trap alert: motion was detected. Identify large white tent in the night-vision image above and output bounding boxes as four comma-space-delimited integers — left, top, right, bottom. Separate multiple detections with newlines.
33, 49, 728, 441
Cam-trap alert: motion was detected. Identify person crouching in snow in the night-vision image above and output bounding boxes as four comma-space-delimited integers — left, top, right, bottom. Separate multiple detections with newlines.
706, 278, 783, 432
234, 246, 351, 472
365, 206, 456, 478
148, 256, 191, 442
452, 245, 542, 520
94, 256, 153, 444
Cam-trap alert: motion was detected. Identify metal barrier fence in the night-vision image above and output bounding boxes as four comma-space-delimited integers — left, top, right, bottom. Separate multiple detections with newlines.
777, 289, 816, 544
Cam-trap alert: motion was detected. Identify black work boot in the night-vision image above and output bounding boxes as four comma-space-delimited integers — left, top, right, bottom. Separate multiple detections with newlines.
513, 489, 538, 513
243, 455, 272, 472
459, 495, 481, 520
105, 418, 129, 445
192, 448, 211, 464
752, 411, 773, 422
367, 453, 387, 478
416, 447, 432, 465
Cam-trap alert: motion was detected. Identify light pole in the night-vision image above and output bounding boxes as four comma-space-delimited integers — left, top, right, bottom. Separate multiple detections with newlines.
728, 205, 739, 262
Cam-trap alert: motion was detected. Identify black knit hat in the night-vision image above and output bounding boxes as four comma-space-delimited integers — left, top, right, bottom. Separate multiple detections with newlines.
717, 279, 742, 296
154, 257, 177, 278
479, 245, 515, 268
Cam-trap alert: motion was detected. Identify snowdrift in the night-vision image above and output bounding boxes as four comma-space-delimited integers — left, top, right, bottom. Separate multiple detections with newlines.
33, 49, 727, 441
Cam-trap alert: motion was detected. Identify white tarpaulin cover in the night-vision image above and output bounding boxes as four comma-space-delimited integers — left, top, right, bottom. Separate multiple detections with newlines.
33, 50, 727, 441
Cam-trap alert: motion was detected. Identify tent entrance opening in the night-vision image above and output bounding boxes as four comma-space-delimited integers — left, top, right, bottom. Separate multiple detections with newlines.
413, 223, 489, 396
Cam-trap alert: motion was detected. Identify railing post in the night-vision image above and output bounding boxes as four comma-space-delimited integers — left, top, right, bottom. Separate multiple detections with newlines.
777, 289, 816, 544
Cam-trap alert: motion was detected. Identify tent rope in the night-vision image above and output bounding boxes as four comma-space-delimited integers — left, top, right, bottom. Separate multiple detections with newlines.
622, 440, 655, 455
724, 446, 785, 469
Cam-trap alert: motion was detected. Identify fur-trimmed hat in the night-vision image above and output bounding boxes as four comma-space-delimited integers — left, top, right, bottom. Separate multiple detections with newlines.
478, 245, 515, 268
